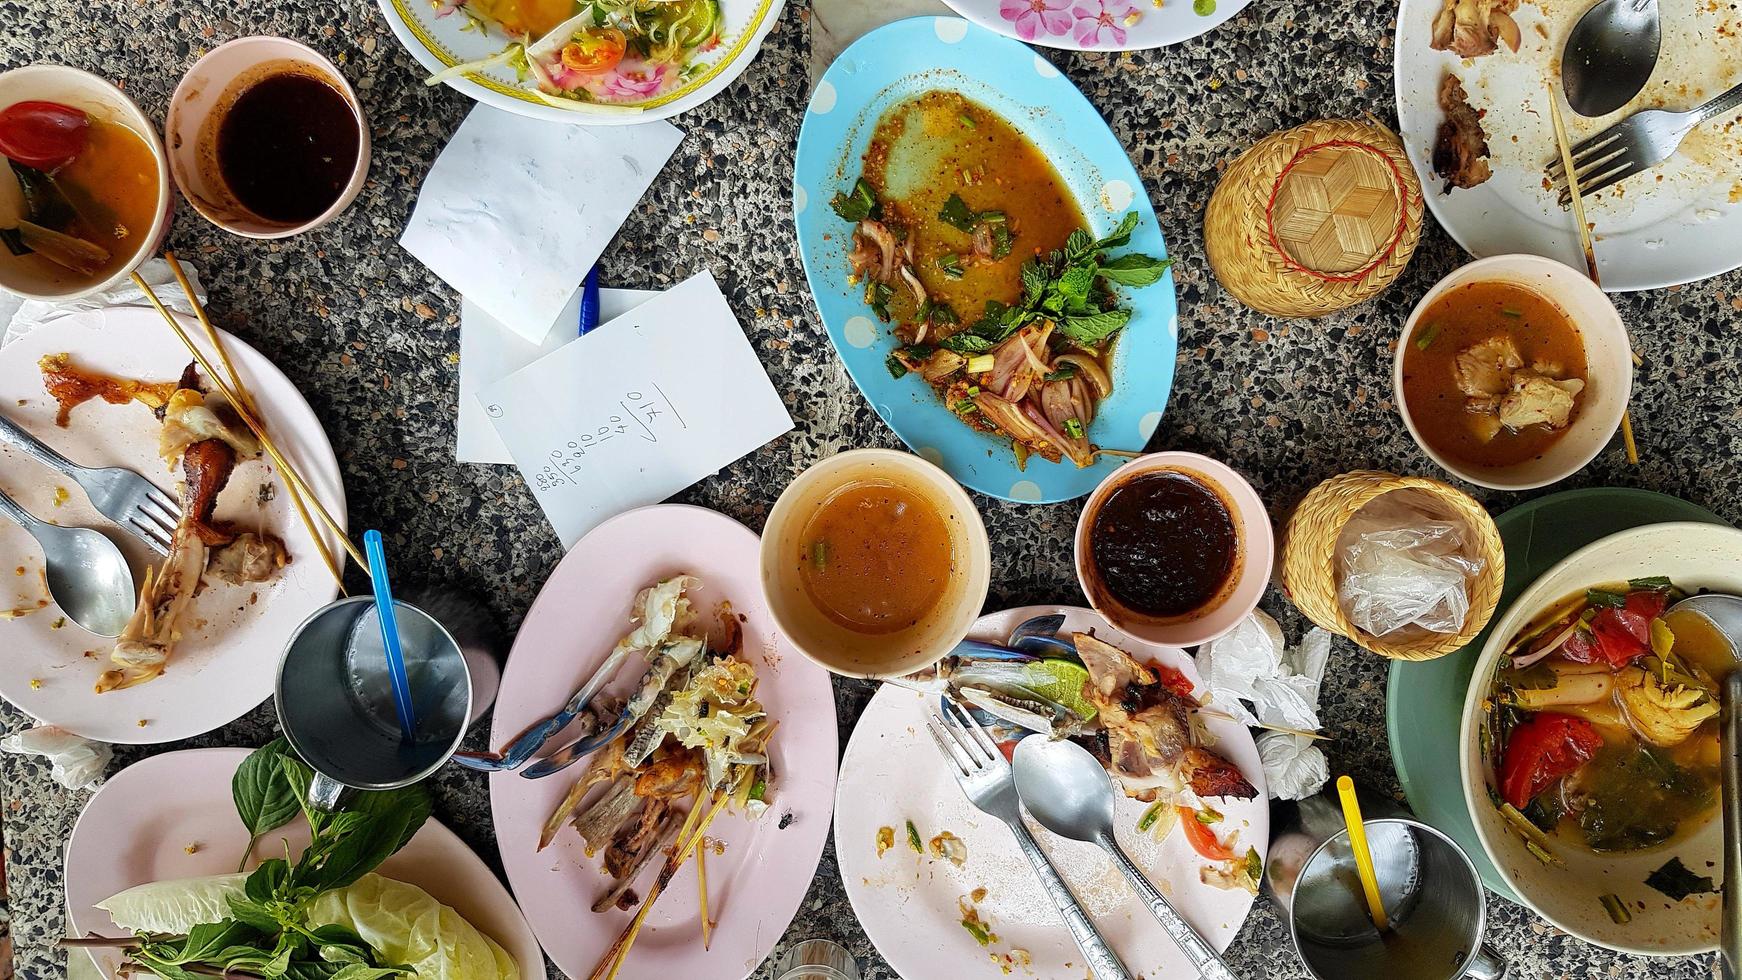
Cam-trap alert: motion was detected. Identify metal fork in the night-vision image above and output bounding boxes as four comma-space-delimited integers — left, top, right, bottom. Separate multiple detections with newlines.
0, 412, 179, 556
1547, 79, 1742, 204
925, 698, 1133, 980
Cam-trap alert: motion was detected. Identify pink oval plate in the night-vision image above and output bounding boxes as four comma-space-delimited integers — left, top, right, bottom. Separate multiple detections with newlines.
0, 307, 346, 743
836, 605, 1268, 977
488, 504, 839, 980
65, 747, 545, 979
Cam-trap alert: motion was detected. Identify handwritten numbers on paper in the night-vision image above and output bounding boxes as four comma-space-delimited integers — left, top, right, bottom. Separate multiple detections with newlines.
621, 385, 687, 443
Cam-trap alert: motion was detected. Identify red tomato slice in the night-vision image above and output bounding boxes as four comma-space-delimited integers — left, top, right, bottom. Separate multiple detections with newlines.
0, 101, 89, 171
1179, 808, 1236, 862
1154, 664, 1196, 700
1499, 713, 1603, 810
559, 28, 627, 75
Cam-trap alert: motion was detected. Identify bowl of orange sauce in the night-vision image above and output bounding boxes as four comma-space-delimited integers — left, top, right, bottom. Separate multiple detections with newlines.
0, 65, 171, 301
761, 449, 990, 679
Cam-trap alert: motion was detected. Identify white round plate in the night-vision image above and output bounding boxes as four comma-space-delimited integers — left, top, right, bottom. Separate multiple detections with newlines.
65, 747, 546, 980
0, 308, 345, 743
939, 0, 1251, 50
1394, 0, 1742, 291
836, 604, 1268, 978
376, 0, 787, 125
488, 504, 838, 980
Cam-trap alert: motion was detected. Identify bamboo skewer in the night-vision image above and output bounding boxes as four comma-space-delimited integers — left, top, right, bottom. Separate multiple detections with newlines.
159, 253, 350, 594
130, 272, 368, 573
1194, 708, 1332, 742
1547, 85, 1640, 466
697, 837, 714, 950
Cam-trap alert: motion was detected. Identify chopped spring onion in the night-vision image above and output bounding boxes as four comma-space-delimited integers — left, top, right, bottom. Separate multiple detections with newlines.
1414, 322, 1441, 351
1196, 807, 1223, 825
954, 398, 978, 415
1500, 803, 1566, 867
1600, 893, 1632, 924
1062, 418, 1084, 439
965, 385, 981, 397
906, 820, 923, 854
966, 354, 995, 373
958, 112, 977, 129
1502, 307, 1525, 317
961, 917, 991, 946
938, 253, 964, 279
1136, 800, 1166, 832
812, 540, 829, 570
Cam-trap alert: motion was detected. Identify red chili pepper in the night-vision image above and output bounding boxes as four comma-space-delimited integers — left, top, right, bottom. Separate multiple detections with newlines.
1499, 713, 1603, 810
0, 101, 90, 172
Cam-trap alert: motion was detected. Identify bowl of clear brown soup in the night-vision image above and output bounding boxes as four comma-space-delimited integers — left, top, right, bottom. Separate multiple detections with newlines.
1074, 452, 1274, 648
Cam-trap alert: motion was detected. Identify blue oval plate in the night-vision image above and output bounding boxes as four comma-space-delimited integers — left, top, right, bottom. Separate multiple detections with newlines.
792, 16, 1179, 504
1385, 487, 1729, 903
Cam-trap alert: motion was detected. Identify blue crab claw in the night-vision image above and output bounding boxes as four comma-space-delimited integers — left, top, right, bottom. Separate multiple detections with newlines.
940, 694, 1033, 747
1008, 614, 1067, 646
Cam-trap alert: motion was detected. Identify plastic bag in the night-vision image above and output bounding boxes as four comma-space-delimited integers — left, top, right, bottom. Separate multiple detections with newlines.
1336, 493, 1485, 637
0, 725, 112, 790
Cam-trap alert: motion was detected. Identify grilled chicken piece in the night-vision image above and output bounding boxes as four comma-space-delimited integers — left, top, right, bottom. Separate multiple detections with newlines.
602, 797, 672, 880
1075, 632, 1258, 803
98, 526, 207, 693
1430, 0, 1521, 58
38, 353, 179, 427
181, 439, 239, 547
1433, 75, 1492, 193
208, 532, 290, 584
635, 750, 703, 801
1453, 335, 1523, 397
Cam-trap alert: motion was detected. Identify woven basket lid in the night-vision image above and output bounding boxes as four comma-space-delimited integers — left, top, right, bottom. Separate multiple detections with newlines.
1205, 118, 1424, 319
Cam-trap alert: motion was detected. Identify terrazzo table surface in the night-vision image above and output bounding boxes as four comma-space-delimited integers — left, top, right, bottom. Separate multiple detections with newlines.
4, 1, 1741, 977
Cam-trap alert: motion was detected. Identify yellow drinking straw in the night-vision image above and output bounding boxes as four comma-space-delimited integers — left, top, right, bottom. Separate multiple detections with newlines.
1336, 775, 1391, 932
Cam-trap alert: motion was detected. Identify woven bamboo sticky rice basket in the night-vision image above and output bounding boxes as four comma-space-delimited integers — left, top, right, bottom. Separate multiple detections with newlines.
1280, 471, 1504, 661
1205, 118, 1424, 318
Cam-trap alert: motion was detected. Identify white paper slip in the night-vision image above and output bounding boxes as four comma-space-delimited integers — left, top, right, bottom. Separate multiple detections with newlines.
458, 287, 658, 464
481, 271, 793, 548
400, 104, 683, 345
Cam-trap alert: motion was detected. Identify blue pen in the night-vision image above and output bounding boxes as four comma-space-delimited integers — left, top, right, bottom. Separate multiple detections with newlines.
363, 529, 419, 741
578, 264, 602, 336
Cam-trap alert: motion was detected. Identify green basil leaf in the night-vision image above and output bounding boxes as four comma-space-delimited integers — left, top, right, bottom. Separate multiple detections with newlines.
354, 784, 433, 856
1019, 261, 1047, 303
180, 921, 261, 964
1062, 228, 1095, 263
941, 333, 993, 354
233, 739, 302, 871
937, 193, 979, 233
1096, 253, 1173, 287
129, 950, 203, 980
1057, 262, 1096, 305
1095, 211, 1141, 250
1059, 308, 1133, 346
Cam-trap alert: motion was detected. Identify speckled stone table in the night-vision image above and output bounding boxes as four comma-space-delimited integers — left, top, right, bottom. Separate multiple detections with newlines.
3, 1, 1740, 978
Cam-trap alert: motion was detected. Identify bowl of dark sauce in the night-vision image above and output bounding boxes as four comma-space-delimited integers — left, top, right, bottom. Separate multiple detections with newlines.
1074, 452, 1274, 647
166, 37, 369, 238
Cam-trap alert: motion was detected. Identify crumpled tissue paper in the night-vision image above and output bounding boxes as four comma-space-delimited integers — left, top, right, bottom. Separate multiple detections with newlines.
1198, 609, 1334, 800
0, 725, 111, 790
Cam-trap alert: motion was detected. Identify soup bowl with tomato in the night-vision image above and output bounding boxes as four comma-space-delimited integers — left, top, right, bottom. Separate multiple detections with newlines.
0, 65, 171, 301
1458, 521, 1742, 955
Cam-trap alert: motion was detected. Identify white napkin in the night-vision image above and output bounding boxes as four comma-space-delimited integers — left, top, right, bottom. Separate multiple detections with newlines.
480, 270, 793, 548
458, 286, 658, 464
1198, 610, 1335, 800
399, 105, 683, 345
1, 257, 206, 348
0, 724, 111, 790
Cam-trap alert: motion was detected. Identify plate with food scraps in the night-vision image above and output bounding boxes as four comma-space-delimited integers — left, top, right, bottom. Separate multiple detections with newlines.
793, 17, 1179, 504
378, 0, 785, 125
487, 503, 838, 980
1394, 0, 1742, 291
0, 307, 345, 744
836, 604, 1267, 978
939, 0, 1251, 51
64, 746, 544, 980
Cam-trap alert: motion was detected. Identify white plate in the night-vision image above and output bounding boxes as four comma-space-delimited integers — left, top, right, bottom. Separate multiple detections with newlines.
376, 0, 787, 125
65, 747, 546, 979
836, 605, 1267, 978
0, 308, 345, 743
936, 0, 1251, 50
1394, 0, 1742, 291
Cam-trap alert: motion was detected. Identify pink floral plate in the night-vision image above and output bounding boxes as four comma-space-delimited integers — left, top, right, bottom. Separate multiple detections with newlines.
487, 504, 839, 980
946, 0, 1253, 49
836, 605, 1268, 977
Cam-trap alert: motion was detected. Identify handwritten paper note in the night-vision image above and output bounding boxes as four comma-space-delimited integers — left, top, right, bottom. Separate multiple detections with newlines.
457, 287, 656, 464
479, 271, 792, 547
399, 105, 683, 345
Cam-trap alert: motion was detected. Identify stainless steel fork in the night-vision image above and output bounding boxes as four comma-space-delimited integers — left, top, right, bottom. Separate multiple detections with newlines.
924, 698, 1133, 980
1547, 79, 1742, 204
0, 412, 180, 556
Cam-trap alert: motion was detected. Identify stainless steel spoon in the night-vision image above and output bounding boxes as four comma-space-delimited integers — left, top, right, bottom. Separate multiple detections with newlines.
1667, 593, 1742, 980
1013, 735, 1239, 980
1563, 0, 1661, 118
0, 488, 134, 636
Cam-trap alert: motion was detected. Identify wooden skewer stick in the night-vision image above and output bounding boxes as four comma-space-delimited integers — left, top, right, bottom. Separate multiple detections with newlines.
1546, 84, 1640, 466
130, 272, 368, 572
160, 253, 349, 595
697, 832, 714, 950
1093, 447, 1147, 460
1193, 708, 1332, 742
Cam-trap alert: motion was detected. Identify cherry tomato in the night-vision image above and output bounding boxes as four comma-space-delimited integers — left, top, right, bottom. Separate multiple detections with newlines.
1499, 713, 1603, 810
1179, 807, 1236, 862
559, 28, 628, 75
0, 101, 90, 171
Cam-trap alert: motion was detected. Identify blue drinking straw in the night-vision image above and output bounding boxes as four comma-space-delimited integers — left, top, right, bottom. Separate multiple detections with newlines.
363, 529, 418, 741
577, 264, 602, 336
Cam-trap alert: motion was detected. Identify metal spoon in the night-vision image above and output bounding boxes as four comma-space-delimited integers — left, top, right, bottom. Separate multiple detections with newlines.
1012, 735, 1239, 980
1667, 593, 1742, 980
0, 488, 134, 636
1563, 0, 1661, 118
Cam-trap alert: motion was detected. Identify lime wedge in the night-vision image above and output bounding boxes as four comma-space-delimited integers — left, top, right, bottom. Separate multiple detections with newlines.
1017, 659, 1097, 724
